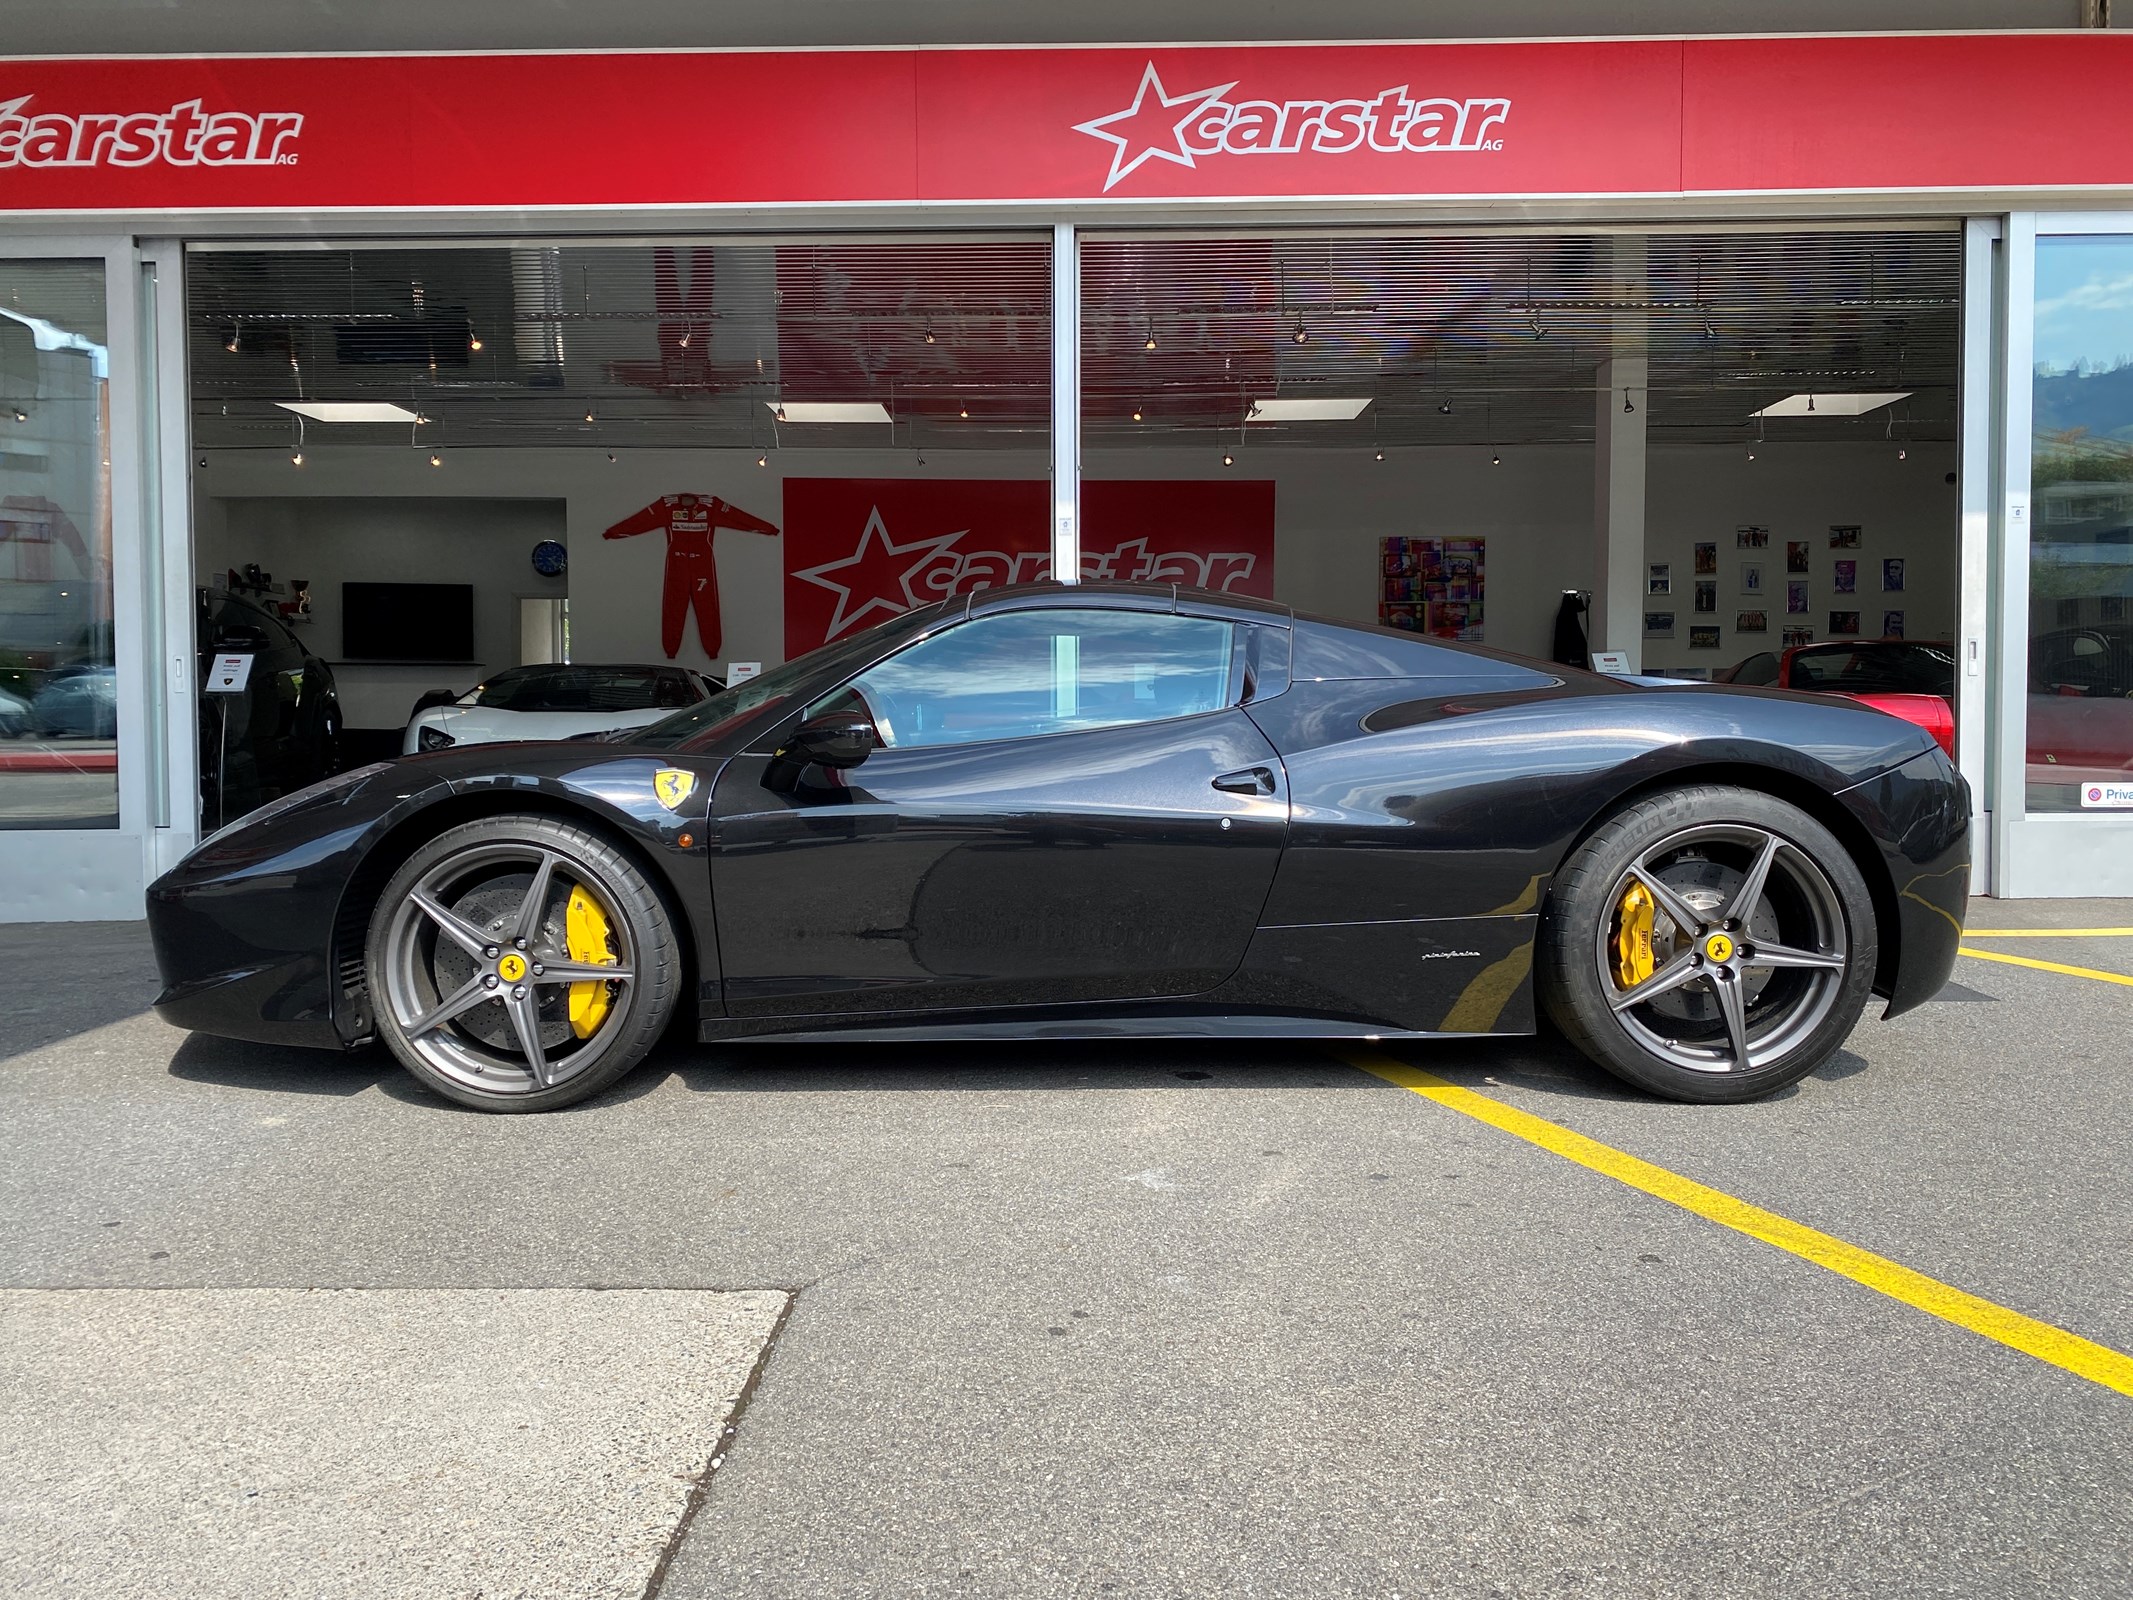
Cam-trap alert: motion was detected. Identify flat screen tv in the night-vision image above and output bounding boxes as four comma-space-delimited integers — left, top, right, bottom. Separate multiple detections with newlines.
342, 582, 475, 662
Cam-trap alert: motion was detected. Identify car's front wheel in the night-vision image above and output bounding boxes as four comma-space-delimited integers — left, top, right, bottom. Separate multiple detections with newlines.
366, 814, 680, 1112
1540, 785, 1878, 1102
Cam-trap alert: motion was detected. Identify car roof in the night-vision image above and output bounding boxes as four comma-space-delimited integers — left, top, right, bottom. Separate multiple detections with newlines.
962, 580, 1292, 623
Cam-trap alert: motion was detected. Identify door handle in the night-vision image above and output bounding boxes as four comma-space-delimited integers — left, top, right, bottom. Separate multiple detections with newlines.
1212, 766, 1276, 796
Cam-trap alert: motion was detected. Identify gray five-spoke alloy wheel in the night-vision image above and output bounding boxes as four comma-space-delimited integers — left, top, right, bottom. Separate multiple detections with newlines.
1542, 785, 1878, 1102
366, 815, 678, 1111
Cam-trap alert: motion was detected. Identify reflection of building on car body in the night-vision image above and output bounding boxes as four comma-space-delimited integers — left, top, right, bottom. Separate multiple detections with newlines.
402, 663, 723, 755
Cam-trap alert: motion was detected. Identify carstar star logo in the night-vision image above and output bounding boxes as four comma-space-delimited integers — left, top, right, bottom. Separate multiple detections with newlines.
0, 93, 303, 170
793, 504, 1264, 640
1073, 62, 1510, 191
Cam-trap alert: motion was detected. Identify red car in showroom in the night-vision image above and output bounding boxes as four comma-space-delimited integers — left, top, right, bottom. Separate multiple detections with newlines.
1721, 632, 2133, 802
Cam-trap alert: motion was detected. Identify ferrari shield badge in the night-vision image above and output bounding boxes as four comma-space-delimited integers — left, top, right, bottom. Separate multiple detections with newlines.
653, 768, 697, 810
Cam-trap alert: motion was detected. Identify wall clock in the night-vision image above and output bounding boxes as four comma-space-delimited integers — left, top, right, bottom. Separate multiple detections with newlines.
530, 539, 568, 577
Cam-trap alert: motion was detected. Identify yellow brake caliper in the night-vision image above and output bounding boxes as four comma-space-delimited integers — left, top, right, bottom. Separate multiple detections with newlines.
1613, 880, 1657, 990
565, 885, 619, 1039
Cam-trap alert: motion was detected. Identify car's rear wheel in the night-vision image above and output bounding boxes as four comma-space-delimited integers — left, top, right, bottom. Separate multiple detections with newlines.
1540, 785, 1878, 1102
366, 814, 679, 1112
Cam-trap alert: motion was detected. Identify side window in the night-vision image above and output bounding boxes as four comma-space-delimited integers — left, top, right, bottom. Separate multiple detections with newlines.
826, 609, 1236, 751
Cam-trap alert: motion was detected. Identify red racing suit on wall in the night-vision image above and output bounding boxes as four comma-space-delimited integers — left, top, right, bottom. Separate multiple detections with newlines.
602, 493, 780, 660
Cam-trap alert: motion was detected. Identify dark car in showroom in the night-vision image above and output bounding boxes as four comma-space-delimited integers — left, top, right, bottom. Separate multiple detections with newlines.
197, 588, 343, 832
148, 582, 1970, 1113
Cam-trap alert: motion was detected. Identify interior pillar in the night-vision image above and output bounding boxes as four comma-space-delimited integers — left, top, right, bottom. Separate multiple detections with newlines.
1593, 355, 1648, 669
1050, 222, 1080, 584
1592, 235, 1649, 669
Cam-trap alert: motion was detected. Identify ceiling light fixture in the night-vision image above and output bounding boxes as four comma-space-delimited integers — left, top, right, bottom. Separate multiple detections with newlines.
1131, 405, 1143, 422
757, 450, 769, 467
678, 330, 691, 349
584, 406, 596, 423
607, 450, 617, 463
429, 450, 443, 468
1144, 325, 1158, 353
1375, 449, 1385, 462
764, 400, 893, 424
1750, 391, 1910, 419
1292, 320, 1309, 346
924, 325, 936, 345
275, 401, 423, 424
225, 325, 241, 354
468, 331, 483, 352
959, 403, 969, 419
1529, 317, 1547, 340
1247, 397, 1372, 422
1438, 397, 1453, 416
9, 408, 24, 424
1622, 388, 1636, 415
290, 448, 303, 467
1492, 451, 1501, 466
1221, 449, 1234, 467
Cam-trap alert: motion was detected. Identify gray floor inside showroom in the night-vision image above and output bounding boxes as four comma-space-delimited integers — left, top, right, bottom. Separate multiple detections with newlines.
3, 912, 2130, 1599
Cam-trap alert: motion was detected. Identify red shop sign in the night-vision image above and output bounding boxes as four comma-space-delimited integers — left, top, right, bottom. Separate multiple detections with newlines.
1, 35, 2131, 213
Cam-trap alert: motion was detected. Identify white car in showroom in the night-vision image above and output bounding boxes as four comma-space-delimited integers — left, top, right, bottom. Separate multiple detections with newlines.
402, 663, 722, 754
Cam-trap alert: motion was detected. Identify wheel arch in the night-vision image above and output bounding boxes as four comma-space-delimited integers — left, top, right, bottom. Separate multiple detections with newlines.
328, 787, 699, 1046
1556, 760, 1899, 998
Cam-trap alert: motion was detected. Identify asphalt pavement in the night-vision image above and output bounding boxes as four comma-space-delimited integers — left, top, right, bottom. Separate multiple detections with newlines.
1, 909, 2129, 1599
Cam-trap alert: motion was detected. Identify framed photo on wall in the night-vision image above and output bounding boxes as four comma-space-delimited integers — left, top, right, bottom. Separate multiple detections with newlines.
1694, 580, 1717, 613
1690, 625, 1722, 649
1833, 559, 1857, 594
1645, 611, 1675, 638
1829, 524, 1862, 549
1783, 626, 1815, 648
1883, 610, 1905, 638
1830, 610, 1861, 635
1735, 525, 1770, 549
1694, 541, 1718, 575
1740, 561, 1764, 596
1736, 609, 1768, 633
1648, 563, 1672, 595
1786, 540, 1811, 574
1882, 558, 1905, 592
1786, 580, 1810, 614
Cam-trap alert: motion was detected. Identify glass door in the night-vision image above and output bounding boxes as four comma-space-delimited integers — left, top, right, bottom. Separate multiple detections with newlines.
1991, 214, 2133, 896
0, 238, 159, 919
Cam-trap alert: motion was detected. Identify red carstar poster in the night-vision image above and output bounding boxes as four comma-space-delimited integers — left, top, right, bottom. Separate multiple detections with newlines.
781, 478, 1276, 658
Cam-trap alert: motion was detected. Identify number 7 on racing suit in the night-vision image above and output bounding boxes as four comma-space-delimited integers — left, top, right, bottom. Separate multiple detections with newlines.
602, 493, 780, 660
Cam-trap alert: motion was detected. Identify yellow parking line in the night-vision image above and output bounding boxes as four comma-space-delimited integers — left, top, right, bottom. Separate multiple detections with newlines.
1350, 1052, 2133, 1400
1964, 928, 2133, 938
1959, 947, 2133, 988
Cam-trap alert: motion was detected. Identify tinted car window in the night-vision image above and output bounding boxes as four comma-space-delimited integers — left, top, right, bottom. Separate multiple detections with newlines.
584, 670, 665, 712
1725, 652, 1781, 687
829, 609, 1235, 750
1787, 644, 1954, 696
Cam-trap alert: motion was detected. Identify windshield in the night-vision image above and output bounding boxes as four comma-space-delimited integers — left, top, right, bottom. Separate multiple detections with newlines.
466, 666, 675, 713
628, 603, 950, 751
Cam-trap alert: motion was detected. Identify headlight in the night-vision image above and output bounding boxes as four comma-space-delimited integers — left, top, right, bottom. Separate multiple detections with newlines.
193, 762, 393, 854
418, 725, 456, 751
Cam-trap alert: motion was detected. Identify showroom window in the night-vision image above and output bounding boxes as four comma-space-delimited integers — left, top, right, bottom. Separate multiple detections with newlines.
2028, 235, 2133, 813
831, 608, 1234, 749
0, 260, 116, 829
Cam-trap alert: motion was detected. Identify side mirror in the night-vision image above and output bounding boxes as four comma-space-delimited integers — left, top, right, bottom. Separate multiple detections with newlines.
784, 711, 876, 770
